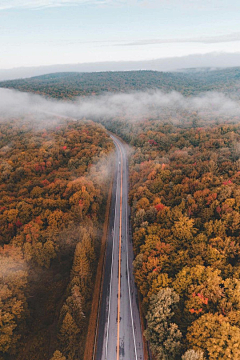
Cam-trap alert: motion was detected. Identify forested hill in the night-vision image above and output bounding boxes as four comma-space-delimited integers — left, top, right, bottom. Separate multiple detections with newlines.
1, 67, 240, 99
0, 71, 196, 98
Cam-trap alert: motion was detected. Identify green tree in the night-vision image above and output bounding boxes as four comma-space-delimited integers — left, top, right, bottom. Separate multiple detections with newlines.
145, 288, 182, 360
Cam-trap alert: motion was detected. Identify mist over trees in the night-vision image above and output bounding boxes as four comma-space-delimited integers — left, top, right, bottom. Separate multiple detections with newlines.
1, 67, 240, 359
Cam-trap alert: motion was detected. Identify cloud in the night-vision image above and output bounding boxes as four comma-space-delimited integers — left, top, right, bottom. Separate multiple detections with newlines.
0, 88, 240, 127
119, 32, 240, 46
0, 0, 145, 11
0, 0, 239, 11
0, 0, 110, 11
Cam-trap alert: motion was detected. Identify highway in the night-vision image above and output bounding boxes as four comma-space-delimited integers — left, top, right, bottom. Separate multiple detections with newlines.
96, 134, 144, 360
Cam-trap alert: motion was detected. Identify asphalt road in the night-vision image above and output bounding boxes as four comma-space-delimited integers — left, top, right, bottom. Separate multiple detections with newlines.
96, 135, 144, 360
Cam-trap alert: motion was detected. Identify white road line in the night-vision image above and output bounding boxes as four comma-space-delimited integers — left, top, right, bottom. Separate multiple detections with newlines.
122, 142, 138, 360
105, 148, 120, 360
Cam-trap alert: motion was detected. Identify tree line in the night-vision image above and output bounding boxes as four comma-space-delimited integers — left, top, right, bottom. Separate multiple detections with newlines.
1, 67, 240, 100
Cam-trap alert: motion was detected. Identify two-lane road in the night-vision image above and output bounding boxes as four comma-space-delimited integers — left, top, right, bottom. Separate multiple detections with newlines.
96, 135, 144, 360
44, 113, 144, 360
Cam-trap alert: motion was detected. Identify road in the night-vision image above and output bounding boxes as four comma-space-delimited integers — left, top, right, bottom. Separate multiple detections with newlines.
96, 134, 144, 360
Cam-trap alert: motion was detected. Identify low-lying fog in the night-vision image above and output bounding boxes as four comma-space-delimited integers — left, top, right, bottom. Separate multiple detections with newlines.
0, 87, 240, 125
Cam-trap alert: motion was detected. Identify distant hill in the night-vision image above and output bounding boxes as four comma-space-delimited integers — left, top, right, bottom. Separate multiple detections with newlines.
0, 67, 240, 99
0, 71, 199, 99
1, 52, 240, 81
181, 67, 240, 98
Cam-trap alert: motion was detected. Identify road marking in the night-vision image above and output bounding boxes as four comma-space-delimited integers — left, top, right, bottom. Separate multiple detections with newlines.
109, 136, 140, 360
125, 166, 138, 360
117, 138, 138, 360
105, 151, 120, 360
116, 140, 123, 360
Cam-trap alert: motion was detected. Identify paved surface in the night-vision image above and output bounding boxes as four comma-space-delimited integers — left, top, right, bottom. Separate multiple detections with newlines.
96, 135, 144, 360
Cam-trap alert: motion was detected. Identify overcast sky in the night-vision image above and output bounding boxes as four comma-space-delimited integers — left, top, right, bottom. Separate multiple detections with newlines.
1, 0, 240, 69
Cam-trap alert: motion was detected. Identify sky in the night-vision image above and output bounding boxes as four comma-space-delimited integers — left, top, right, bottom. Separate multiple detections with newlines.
1, 0, 240, 69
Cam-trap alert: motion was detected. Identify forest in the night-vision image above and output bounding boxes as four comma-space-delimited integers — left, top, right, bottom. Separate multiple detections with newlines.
0, 117, 114, 359
101, 116, 240, 359
1, 67, 240, 100
1, 68, 240, 359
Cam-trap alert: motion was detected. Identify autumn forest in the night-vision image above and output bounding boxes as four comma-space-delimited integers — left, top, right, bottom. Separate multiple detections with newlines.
0, 118, 113, 359
1, 68, 240, 360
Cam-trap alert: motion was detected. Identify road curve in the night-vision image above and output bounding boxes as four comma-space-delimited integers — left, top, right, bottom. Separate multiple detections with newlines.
96, 134, 144, 360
